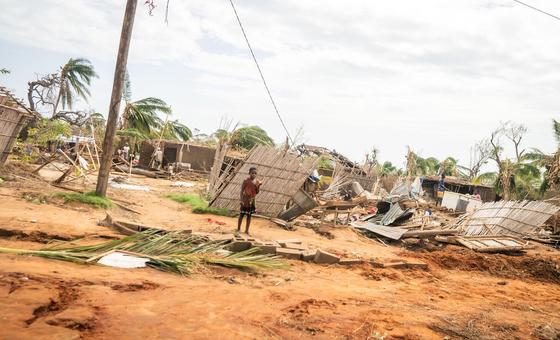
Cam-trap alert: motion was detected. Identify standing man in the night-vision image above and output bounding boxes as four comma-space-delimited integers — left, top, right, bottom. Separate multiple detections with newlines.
122, 143, 130, 161
238, 167, 262, 234
154, 147, 163, 169
436, 173, 446, 206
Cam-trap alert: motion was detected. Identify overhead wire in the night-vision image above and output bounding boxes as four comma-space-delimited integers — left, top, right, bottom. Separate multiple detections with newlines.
511, 0, 560, 21
227, 0, 294, 146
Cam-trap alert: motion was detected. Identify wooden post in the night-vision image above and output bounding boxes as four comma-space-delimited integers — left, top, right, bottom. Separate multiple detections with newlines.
95, 0, 138, 197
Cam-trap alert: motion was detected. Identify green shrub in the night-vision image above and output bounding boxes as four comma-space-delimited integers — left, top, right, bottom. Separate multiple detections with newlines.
55, 191, 113, 209
166, 193, 231, 216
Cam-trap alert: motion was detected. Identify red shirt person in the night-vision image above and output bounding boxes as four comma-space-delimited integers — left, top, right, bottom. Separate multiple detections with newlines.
237, 167, 261, 234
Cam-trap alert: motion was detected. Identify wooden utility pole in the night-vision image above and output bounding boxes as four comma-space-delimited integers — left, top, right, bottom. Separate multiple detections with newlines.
95, 0, 138, 196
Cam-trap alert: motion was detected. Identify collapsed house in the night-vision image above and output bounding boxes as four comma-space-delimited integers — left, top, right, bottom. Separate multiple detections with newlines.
421, 175, 496, 202
0, 87, 33, 165
296, 143, 378, 198
138, 140, 244, 172
447, 200, 560, 237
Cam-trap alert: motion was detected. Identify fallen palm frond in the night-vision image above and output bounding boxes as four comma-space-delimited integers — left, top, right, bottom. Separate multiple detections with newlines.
0, 229, 288, 275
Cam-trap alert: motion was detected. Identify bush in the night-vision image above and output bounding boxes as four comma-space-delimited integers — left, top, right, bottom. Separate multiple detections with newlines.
54, 191, 113, 209
27, 119, 71, 147
166, 193, 231, 216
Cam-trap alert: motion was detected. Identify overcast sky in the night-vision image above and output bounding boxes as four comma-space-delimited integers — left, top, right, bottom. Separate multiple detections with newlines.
1, 0, 559, 170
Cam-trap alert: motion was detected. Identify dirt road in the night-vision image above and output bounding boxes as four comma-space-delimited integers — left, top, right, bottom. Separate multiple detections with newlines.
0, 169, 559, 339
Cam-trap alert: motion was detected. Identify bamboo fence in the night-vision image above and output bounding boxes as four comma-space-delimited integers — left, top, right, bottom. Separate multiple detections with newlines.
210, 145, 318, 217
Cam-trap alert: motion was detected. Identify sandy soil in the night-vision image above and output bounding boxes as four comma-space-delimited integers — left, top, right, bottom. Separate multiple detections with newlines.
0, 162, 559, 339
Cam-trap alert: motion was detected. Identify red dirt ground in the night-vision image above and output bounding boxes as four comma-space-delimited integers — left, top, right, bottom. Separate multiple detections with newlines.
0, 164, 559, 339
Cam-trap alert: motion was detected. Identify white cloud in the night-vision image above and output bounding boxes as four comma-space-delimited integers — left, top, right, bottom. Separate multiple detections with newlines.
0, 0, 559, 167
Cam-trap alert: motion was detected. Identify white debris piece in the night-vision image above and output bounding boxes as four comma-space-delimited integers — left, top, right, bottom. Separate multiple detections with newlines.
171, 181, 196, 188
109, 182, 150, 192
97, 251, 150, 268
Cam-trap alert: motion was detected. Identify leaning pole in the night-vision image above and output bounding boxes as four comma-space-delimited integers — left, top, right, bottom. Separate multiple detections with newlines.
96, 0, 138, 196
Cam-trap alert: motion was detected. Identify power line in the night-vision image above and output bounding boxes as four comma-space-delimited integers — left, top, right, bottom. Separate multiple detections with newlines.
512, 0, 560, 21
227, 0, 294, 145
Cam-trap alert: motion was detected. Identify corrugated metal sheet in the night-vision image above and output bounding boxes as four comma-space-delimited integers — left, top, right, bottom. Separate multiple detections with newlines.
379, 204, 415, 226
351, 221, 407, 240
449, 200, 560, 237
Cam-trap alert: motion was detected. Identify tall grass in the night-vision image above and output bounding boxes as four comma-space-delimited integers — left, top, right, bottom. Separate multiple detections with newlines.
166, 193, 230, 216
55, 191, 113, 209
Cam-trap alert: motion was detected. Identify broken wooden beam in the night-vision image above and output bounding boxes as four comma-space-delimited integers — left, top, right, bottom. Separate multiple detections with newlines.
402, 229, 459, 238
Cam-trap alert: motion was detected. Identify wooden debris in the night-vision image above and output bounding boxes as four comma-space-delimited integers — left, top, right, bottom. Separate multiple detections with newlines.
370, 259, 428, 270
455, 235, 533, 253
402, 229, 459, 238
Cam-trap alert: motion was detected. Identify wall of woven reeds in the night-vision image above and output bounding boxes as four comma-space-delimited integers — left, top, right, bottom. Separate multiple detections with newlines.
0, 92, 30, 165
210, 145, 318, 217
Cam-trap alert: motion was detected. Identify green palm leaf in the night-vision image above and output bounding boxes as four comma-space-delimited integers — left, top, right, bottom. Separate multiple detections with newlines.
553, 119, 560, 144
0, 229, 287, 276
58, 58, 98, 110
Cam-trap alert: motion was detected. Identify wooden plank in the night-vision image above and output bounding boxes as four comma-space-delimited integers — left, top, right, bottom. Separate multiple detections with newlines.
455, 235, 531, 253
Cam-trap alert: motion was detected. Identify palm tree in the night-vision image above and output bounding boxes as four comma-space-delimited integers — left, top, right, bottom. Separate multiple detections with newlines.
0, 68, 9, 75
526, 119, 560, 194
119, 72, 168, 136
121, 97, 169, 135
440, 157, 462, 177
160, 119, 192, 141
54, 58, 98, 113
378, 161, 397, 177
488, 157, 542, 200
230, 126, 274, 150
118, 72, 191, 142
415, 156, 440, 176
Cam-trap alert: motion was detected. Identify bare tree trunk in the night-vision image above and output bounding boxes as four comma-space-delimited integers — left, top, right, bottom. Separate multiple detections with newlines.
53, 81, 64, 115
27, 82, 36, 112
95, 0, 138, 197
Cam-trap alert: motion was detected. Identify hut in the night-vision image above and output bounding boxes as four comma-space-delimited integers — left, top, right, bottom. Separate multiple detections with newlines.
0, 88, 33, 165
138, 140, 244, 172
421, 175, 496, 202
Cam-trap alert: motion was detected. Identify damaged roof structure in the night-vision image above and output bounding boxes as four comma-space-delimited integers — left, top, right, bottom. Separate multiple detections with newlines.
210, 145, 318, 218
448, 200, 560, 237
297, 143, 378, 199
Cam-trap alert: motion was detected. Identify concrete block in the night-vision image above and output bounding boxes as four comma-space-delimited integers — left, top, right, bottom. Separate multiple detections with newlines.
276, 239, 302, 247
301, 250, 317, 262
276, 247, 303, 260
255, 245, 277, 255
339, 258, 363, 266
235, 234, 256, 242
283, 242, 307, 251
227, 241, 252, 252
211, 234, 234, 242
314, 249, 340, 264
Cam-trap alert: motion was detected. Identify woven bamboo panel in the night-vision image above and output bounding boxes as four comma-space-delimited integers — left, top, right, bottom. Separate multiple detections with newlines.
0, 90, 31, 165
453, 200, 559, 237
210, 145, 318, 217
